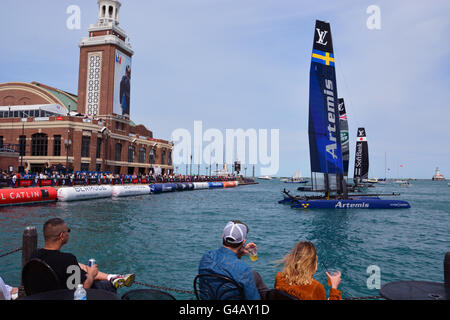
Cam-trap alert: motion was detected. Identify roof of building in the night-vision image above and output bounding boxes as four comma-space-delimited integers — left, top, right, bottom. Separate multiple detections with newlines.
0, 81, 78, 113
31, 82, 78, 112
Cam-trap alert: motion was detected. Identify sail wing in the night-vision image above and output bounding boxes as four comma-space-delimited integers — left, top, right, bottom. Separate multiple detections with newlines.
308, 20, 344, 191
353, 127, 369, 183
338, 98, 350, 176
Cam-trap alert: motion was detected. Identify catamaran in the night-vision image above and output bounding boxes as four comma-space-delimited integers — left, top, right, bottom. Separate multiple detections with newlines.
279, 20, 410, 209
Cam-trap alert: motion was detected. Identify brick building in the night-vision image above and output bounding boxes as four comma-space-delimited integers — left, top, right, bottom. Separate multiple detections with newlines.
0, 0, 173, 175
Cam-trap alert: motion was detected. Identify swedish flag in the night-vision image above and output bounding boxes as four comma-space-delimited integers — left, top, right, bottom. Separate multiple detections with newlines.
312, 49, 335, 66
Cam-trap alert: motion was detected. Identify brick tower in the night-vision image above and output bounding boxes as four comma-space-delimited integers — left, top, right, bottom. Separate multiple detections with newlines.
77, 0, 134, 120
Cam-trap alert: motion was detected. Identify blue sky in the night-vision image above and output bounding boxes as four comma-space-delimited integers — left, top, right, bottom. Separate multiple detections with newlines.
1, 0, 449, 178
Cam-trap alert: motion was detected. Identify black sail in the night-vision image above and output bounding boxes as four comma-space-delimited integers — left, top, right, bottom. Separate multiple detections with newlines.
353, 128, 369, 184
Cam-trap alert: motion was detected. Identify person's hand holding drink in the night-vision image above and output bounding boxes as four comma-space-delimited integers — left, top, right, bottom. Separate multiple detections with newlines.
326, 269, 341, 289
241, 242, 258, 261
248, 247, 258, 261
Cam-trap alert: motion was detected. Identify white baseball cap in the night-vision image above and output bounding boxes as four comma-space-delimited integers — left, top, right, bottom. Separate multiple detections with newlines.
223, 220, 249, 244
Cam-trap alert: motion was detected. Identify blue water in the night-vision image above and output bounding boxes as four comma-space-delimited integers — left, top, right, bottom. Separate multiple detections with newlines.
0, 180, 449, 299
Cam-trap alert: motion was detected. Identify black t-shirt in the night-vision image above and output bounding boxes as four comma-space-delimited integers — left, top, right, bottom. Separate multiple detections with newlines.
30, 249, 87, 289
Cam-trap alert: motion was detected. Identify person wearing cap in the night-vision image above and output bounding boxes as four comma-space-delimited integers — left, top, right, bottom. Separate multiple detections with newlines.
198, 220, 268, 300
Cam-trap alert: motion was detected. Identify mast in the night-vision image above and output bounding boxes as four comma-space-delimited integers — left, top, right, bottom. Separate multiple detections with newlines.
308, 20, 344, 196
338, 98, 350, 177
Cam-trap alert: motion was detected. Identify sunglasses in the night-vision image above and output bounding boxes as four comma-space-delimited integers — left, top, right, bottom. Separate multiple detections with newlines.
60, 228, 71, 236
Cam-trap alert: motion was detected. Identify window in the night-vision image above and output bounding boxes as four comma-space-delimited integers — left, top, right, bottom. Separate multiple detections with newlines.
115, 143, 122, 161
31, 133, 48, 156
139, 147, 146, 163
81, 136, 90, 158
53, 135, 61, 156
96, 138, 102, 158
0, 136, 3, 149
168, 151, 172, 166
80, 163, 90, 172
128, 145, 135, 163
161, 150, 166, 164
149, 149, 155, 164
19, 136, 26, 156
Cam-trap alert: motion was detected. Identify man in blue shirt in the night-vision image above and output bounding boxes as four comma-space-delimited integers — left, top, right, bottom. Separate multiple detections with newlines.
198, 220, 268, 300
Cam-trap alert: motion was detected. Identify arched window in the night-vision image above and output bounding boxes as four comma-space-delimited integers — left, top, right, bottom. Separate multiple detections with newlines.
115, 143, 122, 161
139, 147, 146, 163
149, 149, 156, 164
128, 145, 135, 163
31, 133, 48, 156
161, 150, 166, 165
81, 136, 90, 158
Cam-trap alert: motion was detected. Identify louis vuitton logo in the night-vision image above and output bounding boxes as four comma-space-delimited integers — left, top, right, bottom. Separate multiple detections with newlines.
316, 29, 328, 46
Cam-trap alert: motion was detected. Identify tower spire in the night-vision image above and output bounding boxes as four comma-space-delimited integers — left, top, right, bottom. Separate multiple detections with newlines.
97, 0, 121, 26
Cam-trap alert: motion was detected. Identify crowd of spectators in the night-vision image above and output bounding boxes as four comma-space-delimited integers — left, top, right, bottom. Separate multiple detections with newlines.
0, 169, 237, 189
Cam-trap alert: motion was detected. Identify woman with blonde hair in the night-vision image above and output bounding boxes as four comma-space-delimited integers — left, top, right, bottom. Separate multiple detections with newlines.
274, 241, 342, 300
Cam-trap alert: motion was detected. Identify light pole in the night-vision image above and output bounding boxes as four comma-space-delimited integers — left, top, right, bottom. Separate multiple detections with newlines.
20, 121, 24, 173
64, 137, 72, 172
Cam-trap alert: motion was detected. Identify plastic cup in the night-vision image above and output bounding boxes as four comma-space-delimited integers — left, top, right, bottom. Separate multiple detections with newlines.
248, 247, 258, 262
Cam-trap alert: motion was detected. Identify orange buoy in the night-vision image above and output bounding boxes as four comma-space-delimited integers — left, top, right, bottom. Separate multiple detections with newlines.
223, 181, 238, 188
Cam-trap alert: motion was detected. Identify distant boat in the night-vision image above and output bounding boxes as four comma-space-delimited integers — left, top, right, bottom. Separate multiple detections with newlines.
281, 170, 308, 184
394, 179, 411, 187
213, 163, 229, 177
400, 181, 412, 187
432, 167, 445, 181
258, 176, 272, 180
